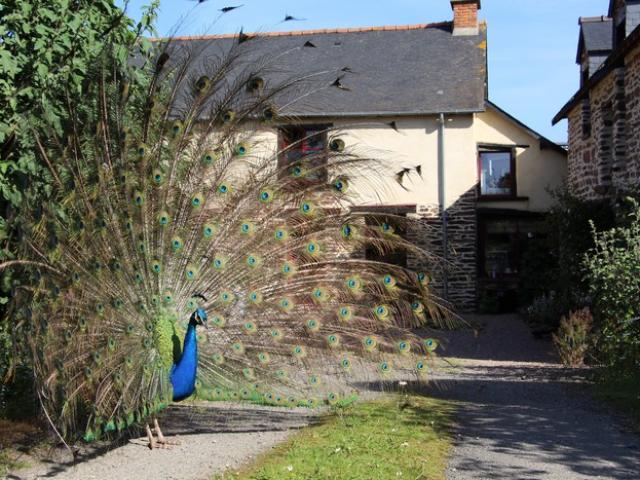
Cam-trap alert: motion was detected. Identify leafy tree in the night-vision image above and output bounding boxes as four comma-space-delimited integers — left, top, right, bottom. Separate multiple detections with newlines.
0, 0, 158, 385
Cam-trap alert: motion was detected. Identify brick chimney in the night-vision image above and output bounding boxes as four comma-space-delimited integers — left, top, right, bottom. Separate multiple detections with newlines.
451, 0, 481, 36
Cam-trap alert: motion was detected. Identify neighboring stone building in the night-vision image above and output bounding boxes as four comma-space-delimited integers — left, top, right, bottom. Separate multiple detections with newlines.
175, 0, 567, 311
553, 0, 640, 200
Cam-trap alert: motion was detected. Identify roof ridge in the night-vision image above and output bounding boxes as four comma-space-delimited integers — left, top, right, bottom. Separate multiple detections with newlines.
150, 21, 452, 42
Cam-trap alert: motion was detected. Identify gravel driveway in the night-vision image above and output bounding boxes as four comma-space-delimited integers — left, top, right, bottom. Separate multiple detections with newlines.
430, 314, 640, 480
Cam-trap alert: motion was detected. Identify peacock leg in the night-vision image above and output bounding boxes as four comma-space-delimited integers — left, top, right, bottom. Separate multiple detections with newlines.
153, 417, 181, 446
146, 424, 157, 450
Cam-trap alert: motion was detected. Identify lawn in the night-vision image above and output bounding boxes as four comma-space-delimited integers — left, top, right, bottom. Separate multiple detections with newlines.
595, 373, 640, 431
214, 395, 454, 480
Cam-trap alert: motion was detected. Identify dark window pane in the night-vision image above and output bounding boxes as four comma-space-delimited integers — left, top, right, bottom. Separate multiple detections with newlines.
279, 125, 328, 181
480, 151, 513, 196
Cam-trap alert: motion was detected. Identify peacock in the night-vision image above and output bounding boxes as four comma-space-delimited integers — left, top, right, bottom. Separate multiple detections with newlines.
1, 31, 454, 449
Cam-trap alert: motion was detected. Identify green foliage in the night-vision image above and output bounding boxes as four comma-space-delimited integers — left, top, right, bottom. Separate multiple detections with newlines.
595, 371, 640, 431
0, 0, 158, 407
547, 189, 616, 298
0, 366, 36, 420
214, 396, 453, 480
0, 0, 158, 209
519, 188, 615, 332
584, 199, 640, 374
552, 308, 594, 367
522, 291, 578, 335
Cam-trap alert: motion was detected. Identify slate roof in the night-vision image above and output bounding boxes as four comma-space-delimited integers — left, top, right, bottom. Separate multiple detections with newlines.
576, 17, 613, 63
165, 23, 487, 117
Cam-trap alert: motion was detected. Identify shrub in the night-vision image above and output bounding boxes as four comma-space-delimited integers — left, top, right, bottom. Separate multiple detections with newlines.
553, 308, 594, 367
522, 291, 581, 336
519, 188, 614, 331
584, 199, 640, 374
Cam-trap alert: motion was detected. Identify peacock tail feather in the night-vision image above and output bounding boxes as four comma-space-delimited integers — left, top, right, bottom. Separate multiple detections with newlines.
3, 33, 455, 441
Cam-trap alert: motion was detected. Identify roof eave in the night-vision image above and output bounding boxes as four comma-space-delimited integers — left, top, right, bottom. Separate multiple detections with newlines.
287, 108, 485, 118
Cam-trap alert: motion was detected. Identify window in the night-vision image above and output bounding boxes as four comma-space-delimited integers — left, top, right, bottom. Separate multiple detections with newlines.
477, 216, 543, 280
364, 213, 408, 267
478, 149, 515, 197
278, 125, 328, 181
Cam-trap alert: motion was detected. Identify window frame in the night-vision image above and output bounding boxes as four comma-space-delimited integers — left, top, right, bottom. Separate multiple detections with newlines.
477, 147, 517, 199
277, 124, 331, 181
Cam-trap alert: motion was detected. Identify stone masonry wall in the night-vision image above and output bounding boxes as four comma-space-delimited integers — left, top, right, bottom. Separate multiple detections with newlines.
407, 188, 478, 313
566, 42, 640, 200
623, 42, 640, 186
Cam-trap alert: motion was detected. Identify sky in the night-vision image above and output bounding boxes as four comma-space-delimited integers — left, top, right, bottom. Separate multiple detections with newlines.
120, 0, 611, 143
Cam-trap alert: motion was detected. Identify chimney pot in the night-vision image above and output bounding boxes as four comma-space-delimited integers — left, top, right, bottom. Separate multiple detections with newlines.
450, 0, 481, 36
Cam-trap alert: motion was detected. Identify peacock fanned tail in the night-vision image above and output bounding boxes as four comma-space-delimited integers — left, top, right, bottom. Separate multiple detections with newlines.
4, 34, 454, 441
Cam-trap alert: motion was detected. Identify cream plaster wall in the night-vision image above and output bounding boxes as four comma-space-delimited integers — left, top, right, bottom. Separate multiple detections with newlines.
474, 107, 567, 211
242, 107, 566, 213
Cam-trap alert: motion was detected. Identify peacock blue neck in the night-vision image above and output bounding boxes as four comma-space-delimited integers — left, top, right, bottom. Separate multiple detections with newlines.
170, 322, 198, 402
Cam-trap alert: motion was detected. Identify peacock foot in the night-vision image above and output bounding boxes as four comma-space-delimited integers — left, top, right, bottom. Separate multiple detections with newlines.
145, 423, 173, 449
153, 418, 182, 447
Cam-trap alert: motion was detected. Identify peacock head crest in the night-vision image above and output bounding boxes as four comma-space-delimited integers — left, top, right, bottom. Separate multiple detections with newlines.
191, 293, 208, 327
191, 308, 208, 327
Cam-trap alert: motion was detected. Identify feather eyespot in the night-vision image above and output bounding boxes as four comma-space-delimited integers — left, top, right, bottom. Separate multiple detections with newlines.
133, 191, 145, 206
333, 177, 349, 193
185, 264, 198, 280
337, 306, 353, 322
201, 151, 217, 166
158, 211, 170, 227
363, 336, 377, 352
378, 361, 391, 374
222, 110, 235, 123
306, 319, 321, 332
340, 358, 351, 371
213, 353, 225, 364
203, 223, 217, 238
191, 193, 205, 208
171, 236, 184, 252
423, 338, 438, 352
329, 138, 345, 152
274, 227, 289, 241
327, 334, 340, 347
234, 143, 248, 156
397, 341, 411, 355
195, 75, 210, 93
373, 305, 390, 321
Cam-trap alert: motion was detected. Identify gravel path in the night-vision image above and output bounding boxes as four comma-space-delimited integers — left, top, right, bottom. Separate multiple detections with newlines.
9, 403, 317, 480
431, 314, 640, 480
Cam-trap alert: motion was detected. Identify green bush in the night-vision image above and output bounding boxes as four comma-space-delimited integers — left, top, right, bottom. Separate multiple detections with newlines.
519, 189, 615, 332
522, 291, 580, 335
552, 308, 594, 367
585, 199, 640, 374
